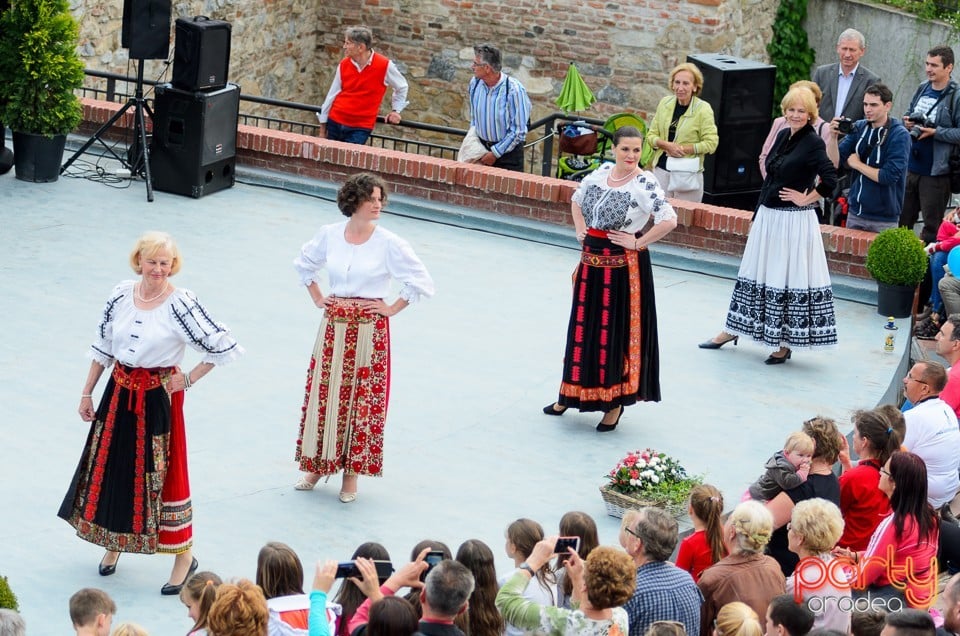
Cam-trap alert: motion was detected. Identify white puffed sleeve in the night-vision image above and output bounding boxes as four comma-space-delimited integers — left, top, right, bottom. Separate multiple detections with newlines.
88, 281, 133, 367
169, 290, 244, 366
630, 172, 677, 227
385, 234, 435, 304
293, 226, 331, 286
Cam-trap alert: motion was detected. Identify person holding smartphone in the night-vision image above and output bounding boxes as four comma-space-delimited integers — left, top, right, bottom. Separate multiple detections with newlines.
501, 519, 559, 636
496, 536, 634, 635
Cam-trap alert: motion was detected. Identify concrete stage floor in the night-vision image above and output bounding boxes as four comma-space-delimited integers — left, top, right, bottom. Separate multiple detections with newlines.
0, 164, 904, 634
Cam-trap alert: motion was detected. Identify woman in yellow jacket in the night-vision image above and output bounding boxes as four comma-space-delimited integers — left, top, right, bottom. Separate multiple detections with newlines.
645, 62, 719, 203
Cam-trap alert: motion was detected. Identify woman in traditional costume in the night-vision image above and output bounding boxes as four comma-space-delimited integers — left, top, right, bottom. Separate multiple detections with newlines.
293, 172, 434, 502
543, 126, 677, 432
699, 86, 838, 363
59, 231, 242, 595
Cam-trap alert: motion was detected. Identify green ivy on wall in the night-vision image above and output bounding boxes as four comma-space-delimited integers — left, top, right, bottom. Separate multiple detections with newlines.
767, 0, 816, 116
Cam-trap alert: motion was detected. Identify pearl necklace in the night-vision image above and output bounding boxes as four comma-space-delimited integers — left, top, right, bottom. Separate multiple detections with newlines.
608, 167, 638, 184
136, 281, 170, 303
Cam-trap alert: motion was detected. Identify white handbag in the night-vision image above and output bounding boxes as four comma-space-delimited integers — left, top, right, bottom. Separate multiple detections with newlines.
665, 156, 700, 192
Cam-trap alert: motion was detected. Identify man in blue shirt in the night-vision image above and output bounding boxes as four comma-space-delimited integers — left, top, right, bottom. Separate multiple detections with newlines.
900, 46, 960, 243
621, 508, 702, 636
467, 44, 532, 172
838, 83, 910, 233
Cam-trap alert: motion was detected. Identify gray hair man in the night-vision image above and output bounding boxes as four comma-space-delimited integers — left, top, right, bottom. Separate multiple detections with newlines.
812, 29, 880, 125
620, 507, 702, 636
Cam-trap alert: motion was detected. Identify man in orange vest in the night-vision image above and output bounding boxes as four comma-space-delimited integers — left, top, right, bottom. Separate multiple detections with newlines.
317, 26, 409, 145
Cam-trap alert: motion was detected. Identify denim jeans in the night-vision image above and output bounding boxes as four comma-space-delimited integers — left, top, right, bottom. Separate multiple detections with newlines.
928, 250, 949, 313
326, 119, 372, 145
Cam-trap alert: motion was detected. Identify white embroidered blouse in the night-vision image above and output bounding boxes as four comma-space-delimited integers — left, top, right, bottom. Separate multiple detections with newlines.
89, 280, 244, 369
293, 221, 435, 303
571, 163, 677, 231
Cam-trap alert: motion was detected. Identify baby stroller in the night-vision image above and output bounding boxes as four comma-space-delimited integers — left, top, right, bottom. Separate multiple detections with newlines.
556, 112, 649, 181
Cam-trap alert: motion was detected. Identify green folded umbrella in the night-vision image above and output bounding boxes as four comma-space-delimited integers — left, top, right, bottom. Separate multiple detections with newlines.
556, 63, 595, 113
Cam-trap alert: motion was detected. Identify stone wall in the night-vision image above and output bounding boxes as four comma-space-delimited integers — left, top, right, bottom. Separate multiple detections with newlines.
805, 0, 958, 118
72, 0, 777, 128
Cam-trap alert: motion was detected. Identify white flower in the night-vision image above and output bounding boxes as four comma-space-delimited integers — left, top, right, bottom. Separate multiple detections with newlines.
651, 474, 660, 483
650, 456, 659, 465
629, 479, 639, 486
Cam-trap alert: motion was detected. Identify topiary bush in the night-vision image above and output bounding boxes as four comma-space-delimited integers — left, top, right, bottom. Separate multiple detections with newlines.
0, 0, 84, 136
0, 575, 19, 611
865, 227, 928, 286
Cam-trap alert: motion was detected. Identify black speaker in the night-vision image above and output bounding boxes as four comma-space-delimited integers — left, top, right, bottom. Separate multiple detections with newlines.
150, 83, 240, 198
688, 54, 776, 201
121, 0, 171, 60
173, 17, 231, 92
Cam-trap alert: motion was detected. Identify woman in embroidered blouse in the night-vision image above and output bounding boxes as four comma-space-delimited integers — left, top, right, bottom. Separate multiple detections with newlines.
543, 125, 677, 432
646, 62, 719, 203
293, 172, 434, 502
700, 86, 838, 364
59, 231, 242, 595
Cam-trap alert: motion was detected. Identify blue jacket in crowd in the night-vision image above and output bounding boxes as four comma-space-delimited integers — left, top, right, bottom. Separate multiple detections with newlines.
838, 117, 910, 222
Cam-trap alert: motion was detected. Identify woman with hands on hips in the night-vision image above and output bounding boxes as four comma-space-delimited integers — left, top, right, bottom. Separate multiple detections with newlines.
700, 86, 838, 364
293, 173, 434, 502
58, 231, 243, 595
544, 126, 677, 432
496, 535, 634, 636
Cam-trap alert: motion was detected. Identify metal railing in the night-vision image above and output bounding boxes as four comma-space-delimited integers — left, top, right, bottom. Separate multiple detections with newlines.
79, 69, 606, 176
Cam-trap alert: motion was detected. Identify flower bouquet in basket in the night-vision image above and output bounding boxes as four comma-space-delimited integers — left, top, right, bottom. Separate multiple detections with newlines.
599, 448, 702, 519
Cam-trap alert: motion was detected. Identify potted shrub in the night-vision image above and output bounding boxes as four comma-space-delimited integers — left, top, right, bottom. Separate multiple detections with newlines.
0, 0, 85, 182
865, 227, 928, 318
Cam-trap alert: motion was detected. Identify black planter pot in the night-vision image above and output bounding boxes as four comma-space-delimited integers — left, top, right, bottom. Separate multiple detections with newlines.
876, 281, 917, 318
12, 131, 66, 182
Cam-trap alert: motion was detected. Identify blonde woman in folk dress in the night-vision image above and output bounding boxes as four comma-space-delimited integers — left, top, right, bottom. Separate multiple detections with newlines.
58, 231, 243, 595
293, 173, 434, 502
544, 126, 677, 432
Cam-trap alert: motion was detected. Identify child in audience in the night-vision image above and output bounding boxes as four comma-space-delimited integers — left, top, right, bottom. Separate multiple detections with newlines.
257, 541, 341, 634
70, 588, 116, 636
675, 484, 725, 582
555, 511, 599, 609
180, 571, 222, 636
456, 539, 505, 636
747, 431, 815, 501
501, 519, 557, 636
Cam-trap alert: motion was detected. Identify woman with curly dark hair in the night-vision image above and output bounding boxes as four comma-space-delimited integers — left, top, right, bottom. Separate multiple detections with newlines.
456, 539, 505, 636
834, 451, 940, 608
292, 173, 435, 502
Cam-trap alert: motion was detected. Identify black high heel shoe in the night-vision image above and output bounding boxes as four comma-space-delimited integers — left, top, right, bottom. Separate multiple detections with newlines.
543, 403, 568, 416
161, 557, 199, 596
764, 348, 792, 365
698, 335, 738, 349
99, 551, 120, 576
596, 406, 624, 433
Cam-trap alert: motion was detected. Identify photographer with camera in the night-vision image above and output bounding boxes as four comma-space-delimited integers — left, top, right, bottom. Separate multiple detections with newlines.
900, 45, 960, 243
838, 84, 910, 232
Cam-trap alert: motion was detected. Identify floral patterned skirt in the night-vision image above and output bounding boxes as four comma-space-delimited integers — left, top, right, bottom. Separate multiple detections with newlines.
556, 233, 661, 412
58, 364, 192, 554
295, 299, 390, 477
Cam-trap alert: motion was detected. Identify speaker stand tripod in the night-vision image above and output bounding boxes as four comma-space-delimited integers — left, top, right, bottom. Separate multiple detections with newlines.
61, 58, 155, 202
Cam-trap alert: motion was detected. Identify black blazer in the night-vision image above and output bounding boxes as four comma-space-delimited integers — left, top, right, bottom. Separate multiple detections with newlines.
812, 63, 881, 122
758, 124, 838, 209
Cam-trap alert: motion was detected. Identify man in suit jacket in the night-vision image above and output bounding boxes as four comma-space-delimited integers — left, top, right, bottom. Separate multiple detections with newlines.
812, 29, 881, 125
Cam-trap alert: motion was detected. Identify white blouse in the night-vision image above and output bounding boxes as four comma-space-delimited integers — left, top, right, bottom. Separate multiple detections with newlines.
571, 163, 677, 232
89, 280, 244, 369
293, 221, 435, 302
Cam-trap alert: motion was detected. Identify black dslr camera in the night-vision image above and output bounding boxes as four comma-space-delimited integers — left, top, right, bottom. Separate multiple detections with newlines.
837, 117, 854, 134
908, 113, 935, 139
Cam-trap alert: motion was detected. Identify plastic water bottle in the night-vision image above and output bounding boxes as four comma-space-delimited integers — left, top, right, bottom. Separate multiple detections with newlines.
883, 317, 898, 353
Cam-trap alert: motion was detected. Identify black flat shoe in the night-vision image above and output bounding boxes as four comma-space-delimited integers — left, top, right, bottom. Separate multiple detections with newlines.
543, 403, 568, 416
99, 552, 120, 577
698, 335, 738, 349
596, 406, 624, 432
764, 349, 792, 365
161, 557, 199, 596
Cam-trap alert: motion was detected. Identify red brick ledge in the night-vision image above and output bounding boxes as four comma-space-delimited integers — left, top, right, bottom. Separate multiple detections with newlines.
80, 98, 874, 278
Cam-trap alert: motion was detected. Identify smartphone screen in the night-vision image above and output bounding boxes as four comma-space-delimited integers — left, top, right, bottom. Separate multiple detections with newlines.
554, 536, 581, 554
420, 550, 445, 582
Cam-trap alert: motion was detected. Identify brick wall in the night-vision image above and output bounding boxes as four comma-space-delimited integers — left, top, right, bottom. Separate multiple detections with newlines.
79, 97, 875, 280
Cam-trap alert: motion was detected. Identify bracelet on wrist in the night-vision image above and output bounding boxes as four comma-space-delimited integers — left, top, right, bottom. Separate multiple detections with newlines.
81, 394, 93, 398
183, 373, 192, 391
